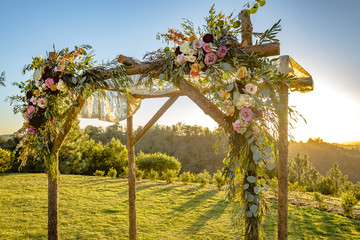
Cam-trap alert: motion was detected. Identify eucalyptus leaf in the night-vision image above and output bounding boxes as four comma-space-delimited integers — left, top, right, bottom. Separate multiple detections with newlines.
243, 183, 249, 190
250, 145, 258, 153
245, 211, 253, 218
245, 130, 252, 138
264, 184, 270, 190
254, 186, 260, 194
250, 204, 258, 213
80, 76, 86, 83
260, 178, 266, 186
260, 88, 270, 97
222, 63, 231, 71
159, 73, 164, 80
247, 176, 256, 183
72, 77, 77, 84
265, 146, 272, 153
253, 152, 261, 161
263, 154, 271, 160
247, 194, 254, 202
267, 163, 275, 170
227, 84, 234, 92
235, 162, 241, 168
248, 137, 255, 144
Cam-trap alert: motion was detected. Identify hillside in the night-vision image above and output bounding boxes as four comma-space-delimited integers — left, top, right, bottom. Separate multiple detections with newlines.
289, 140, 360, 182
0, 174, 360, 239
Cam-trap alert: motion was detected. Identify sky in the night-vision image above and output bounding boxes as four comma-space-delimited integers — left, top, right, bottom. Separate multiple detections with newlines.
0, 0, 359, 143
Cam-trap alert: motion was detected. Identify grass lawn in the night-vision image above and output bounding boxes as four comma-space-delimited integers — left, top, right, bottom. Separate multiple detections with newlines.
0, 173, 359, 239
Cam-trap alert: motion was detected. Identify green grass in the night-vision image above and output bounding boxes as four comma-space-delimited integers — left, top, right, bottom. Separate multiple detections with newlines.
0, 174, 359, 239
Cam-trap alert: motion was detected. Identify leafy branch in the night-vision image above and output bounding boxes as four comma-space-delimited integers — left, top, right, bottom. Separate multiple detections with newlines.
253, 19, 282, 44
0, 71, 5, 87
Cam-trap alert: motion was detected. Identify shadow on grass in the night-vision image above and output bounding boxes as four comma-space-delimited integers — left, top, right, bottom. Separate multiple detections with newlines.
184, 199, 227, 234
136, 183, 163, 192
172, 190, 218, 213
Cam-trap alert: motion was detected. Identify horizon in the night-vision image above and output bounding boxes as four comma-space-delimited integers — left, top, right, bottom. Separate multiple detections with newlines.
1, 0, 359, 144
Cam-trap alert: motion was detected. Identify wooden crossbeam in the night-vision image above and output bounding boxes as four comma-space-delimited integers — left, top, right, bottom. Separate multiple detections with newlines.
133, 93, 180, 144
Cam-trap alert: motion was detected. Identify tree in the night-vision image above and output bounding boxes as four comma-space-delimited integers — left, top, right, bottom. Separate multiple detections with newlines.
319, 163, 348, 196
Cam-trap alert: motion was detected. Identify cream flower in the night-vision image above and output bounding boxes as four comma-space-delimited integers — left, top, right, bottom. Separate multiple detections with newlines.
237, 67, 247, 78
54, 65, 64, 72
41, 83, 47, 90
236, 94, 247, 109
245, 83, 257, 95
30, 96, 37, 105
187, 48, 197, 56
180, 42, 190, 54
225, 105, 235, 116
57, 80, 68, 92
219, 89, 231, 99
184, 55, 196, 63
33, 69, 42, 81
244, 95, 255, 108
37, 97, 47, 109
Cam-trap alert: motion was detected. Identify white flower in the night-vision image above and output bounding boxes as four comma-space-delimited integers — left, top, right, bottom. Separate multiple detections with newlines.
236, 94, 247, 109
30, 96, 37, 105
184, 55, 196, 63
57, 80, 68, 92
37, 97, 47, 109
54, 65, 64, 72
245, 83, 257, 95
33, 69, 42, 81
180, 42, 190, 54
187, 48, 197, 56
192, 39, 205, 50
244, 95, 255, 108
41, 83, 47, 90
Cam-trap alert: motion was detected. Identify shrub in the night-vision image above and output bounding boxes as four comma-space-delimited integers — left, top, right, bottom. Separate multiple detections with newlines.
136, 152, 181, 178
107, 167, 117, 178
163, 169, 178, 184
121, 166, 128, 178
196, 170, 211, 188
180, 171, 195, 185
0, 148, 12, 173
313, 192, 328, 210
135, 169, 144, 180
147, 169, 159, 180
341, 191, 359, 217
213, 170, 225, 190
93, 170, 105, 176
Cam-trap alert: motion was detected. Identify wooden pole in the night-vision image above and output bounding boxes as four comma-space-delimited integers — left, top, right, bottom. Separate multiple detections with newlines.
127, 110, 137, 240
278, 83, 289, 240
47, 153, 59, 240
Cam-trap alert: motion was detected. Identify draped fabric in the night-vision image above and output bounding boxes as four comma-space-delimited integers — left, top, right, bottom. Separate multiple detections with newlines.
79, 75, 177, 122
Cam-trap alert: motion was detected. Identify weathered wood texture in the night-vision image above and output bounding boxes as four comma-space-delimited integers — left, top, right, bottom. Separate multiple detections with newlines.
118, 55, 137, 66
132, 90, 183, 99
178, 79, 232, 133
278, 83, 289, 240
133, 94, 180, 144
127, 113, 137, 240
241, 10, 253, 47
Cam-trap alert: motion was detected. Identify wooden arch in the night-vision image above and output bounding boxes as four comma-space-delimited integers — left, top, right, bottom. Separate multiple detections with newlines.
45, 11, 308, 240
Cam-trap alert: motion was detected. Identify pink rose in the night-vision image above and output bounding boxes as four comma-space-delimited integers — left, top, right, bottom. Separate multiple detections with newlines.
204, 53, 217, 66
203, 43, 212, 53
28, 127, 37, 135
45, 78, 55, 89
176, 54, 186, 65
192, 39, 205, 50
216, 45, 228, 58
240, 107, 253, 122
232, 120, 244, 133
26, 113, 31, 120
27, 105, 35, 115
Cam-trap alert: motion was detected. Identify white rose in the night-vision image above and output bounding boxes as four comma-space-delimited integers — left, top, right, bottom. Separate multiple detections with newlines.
244, 95, 255, 108
30, 96, 37, 105
57, 80, 68, 92
33, 69, 42, 81
236, 94, 247, 109
180, 42, 190, 54
37, 97, 47, 109
245, 83, 257, 95
184, 55, 196, 63
187, 48, 197, 56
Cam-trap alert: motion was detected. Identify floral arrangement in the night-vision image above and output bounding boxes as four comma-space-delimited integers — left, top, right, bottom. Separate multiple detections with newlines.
10, 45, 129, 170
152, 5, 294, 240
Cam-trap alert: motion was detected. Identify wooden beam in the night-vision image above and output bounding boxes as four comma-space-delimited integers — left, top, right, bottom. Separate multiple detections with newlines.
278, 83, 289, 240
241, 10, 253, 47
118, 55, 137, 66
133, 94, 180, 144
119, 42, 280, 76
178, 79, 232, 133
132, 90, 183, 99
127, 112, 137, 240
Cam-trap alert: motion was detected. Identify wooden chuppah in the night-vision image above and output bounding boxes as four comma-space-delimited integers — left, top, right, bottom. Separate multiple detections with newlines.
119, 11, 291, 240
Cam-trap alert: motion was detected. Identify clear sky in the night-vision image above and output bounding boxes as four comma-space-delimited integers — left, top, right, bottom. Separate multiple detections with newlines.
1, 0, 359, 143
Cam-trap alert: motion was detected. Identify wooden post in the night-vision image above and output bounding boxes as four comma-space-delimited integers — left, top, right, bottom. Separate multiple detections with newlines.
278, 83, 289, 240
48, 153, 59, 240
241, 10, 253, 47
127, 111, 137, 240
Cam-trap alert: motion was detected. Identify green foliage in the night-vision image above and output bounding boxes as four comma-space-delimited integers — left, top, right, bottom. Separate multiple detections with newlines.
319, 163, 348, 196
121, 166, 128, 179
341, 192, 359, 217
107, 167, 117, 178
0, 71, 5, 87
93, 170, 105, 177
0, 148, 12, 172
196, 170, 211, 188
313, 192, 328, 210
163, 169, 178, 184
135, 169, 144, 181
179, 171, 195, 185
213, 170, 225, 190
136, 152, 181, 178
147, 169, 159, 180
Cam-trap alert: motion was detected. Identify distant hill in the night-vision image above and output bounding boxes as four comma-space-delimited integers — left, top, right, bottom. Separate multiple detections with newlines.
289, 139, 360, 183
0, 134, 11, 140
